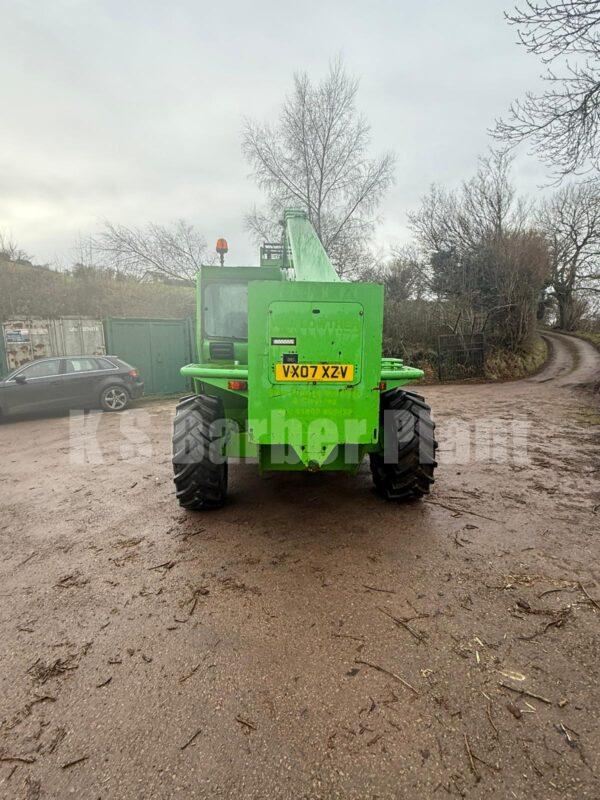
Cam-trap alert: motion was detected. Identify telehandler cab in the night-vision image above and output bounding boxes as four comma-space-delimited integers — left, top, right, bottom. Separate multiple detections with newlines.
172, 210, 437, 509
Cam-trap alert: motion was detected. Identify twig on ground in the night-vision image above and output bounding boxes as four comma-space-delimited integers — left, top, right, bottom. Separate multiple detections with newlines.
149, 560, 176, 572
355, 658, 419, 695
28, 655, 79, 684
17, 552, 36, 567
0, 755, 36, 764
486, 700, 499, 738
187, 586, 210, 617
538, 585, 577, 598
579, 581, 600, 611
235, 715, 256, 731
424, 499, 498, 522
363, 584, 396, 594
24, 694, 56, 713
377, 607, 424, 642
557, 722, 575, 746
180, 527, 206, 541
499, 682, 552, 705
61, 756, 88, 769
518, 617, 565, 641
180, 728, 202, 750
178, 663, 201, 683
464, 733, 480, 782
472, 752, 499, 772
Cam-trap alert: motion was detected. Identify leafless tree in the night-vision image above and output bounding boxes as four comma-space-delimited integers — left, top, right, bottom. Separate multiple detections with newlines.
94, 219, 211, 282
242, 58, 395, 277
0, 230, 31, 262
492, 1, 600, 178
408, 150, 530, 259
537, 179, 600, 328
361, 244, 431, 300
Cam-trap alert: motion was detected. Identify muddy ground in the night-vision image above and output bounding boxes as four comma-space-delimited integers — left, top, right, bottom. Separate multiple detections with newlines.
1, 332, 599, 800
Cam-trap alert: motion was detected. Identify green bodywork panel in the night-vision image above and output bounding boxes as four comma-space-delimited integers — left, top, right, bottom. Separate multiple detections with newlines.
247, 280, 382, 467
180, 209, 424, 472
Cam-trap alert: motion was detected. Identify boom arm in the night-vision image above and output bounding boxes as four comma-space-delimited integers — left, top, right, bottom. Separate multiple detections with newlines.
284, 209, 341, 283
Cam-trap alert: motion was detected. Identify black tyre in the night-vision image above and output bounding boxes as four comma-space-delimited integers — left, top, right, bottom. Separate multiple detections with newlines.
172, 394, 228, 510
370, 388, 437, 501
100, 384, 130, 412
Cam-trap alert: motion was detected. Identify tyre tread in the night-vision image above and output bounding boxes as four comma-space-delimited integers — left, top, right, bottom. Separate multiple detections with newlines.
370, 388, 437, 502
172, 394, 228, 510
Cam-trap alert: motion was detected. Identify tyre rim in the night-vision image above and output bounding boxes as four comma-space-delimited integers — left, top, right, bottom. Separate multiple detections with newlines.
105, 388, 127, 410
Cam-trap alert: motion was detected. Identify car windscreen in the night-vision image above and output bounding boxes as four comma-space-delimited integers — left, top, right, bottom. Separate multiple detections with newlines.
203, 282, 248, 340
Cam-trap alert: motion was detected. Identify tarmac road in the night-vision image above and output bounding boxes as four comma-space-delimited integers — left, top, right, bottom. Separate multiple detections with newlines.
0, 332, 599, 799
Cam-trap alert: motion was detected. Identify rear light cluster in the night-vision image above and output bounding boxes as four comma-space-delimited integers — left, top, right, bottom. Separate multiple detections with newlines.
228, 380, 247, 391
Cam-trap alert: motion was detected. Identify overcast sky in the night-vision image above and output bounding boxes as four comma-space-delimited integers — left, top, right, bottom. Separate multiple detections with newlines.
1, 0, 548, 268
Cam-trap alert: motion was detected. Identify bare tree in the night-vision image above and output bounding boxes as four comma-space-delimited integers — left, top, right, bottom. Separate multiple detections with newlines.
0, 230, 31, 262
94, 219, 210, 282
242, 58, 395, 277
492, 1, 600, 177
537, 179, 600, 328
408, 150, 530, 266
361, 245, 431, 300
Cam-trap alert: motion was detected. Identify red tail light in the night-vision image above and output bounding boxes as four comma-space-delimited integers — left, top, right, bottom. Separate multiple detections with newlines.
128, 369, 139, 378
228, 380, 247, 391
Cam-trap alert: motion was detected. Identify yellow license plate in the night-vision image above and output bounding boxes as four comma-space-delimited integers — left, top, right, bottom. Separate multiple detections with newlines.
275, 363, 355, 382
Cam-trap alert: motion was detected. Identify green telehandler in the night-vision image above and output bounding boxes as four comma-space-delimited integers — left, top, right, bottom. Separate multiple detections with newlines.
172, 209, 437, 509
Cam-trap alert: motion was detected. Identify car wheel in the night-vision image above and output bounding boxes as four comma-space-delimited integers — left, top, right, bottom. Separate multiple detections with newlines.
100, 385, 130, 412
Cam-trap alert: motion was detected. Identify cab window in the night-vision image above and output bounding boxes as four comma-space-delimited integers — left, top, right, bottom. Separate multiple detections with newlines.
204, 283, 248, 340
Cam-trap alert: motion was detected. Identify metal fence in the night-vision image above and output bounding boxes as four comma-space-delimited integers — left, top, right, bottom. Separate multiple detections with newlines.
437, 333, 486, 381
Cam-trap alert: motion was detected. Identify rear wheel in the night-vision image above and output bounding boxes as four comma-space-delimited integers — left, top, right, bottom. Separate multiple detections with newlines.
100, 384, 130, 412
370, 389, 437, 501
172, 394, 228, 510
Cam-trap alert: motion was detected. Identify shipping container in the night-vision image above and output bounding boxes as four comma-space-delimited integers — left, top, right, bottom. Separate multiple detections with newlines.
2, 317, 106, 371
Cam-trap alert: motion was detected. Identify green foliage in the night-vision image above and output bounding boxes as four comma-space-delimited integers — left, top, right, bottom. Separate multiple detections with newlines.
408, 151, 551, 351
484, 337, 548, 381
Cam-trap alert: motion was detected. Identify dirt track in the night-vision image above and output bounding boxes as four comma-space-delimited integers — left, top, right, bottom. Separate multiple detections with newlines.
1, 332, 599, 800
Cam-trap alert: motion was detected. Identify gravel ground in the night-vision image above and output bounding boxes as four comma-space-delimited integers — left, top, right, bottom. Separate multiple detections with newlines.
1, 332, 599, 800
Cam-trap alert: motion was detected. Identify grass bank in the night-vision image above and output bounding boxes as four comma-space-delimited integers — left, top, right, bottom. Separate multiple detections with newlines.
483, 336, 548, 382
570, 330, 600, 351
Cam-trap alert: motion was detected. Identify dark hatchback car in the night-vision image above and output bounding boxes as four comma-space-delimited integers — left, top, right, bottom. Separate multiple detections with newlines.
0, 356, 144, 417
